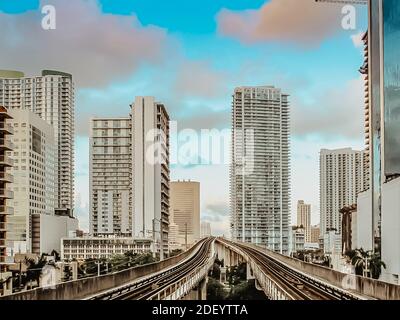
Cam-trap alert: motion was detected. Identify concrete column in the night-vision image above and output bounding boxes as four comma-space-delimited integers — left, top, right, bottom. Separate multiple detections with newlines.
70, 261, 78, 281
246, 263, 254, 280
197, 277, 207, 300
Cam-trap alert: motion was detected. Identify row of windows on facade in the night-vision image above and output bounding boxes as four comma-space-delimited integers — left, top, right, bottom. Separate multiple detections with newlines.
92, 121, 130, 128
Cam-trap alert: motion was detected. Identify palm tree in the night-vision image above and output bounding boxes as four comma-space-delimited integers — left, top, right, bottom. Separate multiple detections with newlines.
25, 254, 48, 288
369, 252, 386, 279
50, 250, 61, 262
349, 248, 386, 279
350, 248, 369, 276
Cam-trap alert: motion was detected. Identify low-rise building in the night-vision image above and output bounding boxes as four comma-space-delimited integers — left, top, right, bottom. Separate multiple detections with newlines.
323, 230, 342, 255
289, 226, 305, 255
61, 236, 153, 261
310, 225, 320, 243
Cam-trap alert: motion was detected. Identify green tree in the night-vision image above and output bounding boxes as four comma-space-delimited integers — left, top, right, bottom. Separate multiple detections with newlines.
49, 250, 61, 262
350, 248, 369, 276
207, 277, 226, 300
368, 252, 386, 279
347, 248, 386, 279
209, 262, 221, 280
227, 280, 267, 300
25, 254, 48, 288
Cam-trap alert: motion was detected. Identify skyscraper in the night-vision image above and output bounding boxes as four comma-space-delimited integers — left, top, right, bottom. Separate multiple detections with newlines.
89, 117, 132, 236
230, 86, 290, 254
320, 148, 366, 237
357, 0, 400, 283
0, 70, 75, 216
132, 96, 170, 259
169, 180, 200, 247
297, 200, 311, 242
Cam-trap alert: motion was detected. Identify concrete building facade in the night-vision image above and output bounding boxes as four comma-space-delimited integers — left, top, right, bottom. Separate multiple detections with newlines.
296, 200, 311, 242
0, 106, 13, 274
90, 97, 170, 259
89, 117, 132, 236
169, 180, 200, 247
0, 70, 75, 216
310, 225, 320, 244
132, 96, 170, 259
319, 148, 366, 237
6, 109, 57, 253
61, 237, 153, 261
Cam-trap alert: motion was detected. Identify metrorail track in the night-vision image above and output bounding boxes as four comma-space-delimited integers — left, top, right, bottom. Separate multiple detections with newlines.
90, 237, 214, 300
233, 242, 359, 300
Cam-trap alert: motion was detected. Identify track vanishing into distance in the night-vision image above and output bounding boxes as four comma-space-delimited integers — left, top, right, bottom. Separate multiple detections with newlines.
89, 237, 214, 300
231, 241, 360, 300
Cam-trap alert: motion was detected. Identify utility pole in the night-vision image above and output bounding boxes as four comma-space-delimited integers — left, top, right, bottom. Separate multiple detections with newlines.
19, 260, 22, 290
185, 223, 188, 250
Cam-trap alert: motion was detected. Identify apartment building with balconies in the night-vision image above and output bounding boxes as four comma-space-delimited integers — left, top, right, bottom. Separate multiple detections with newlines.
0, 106, 13, 275
5, 109, 57, 254
230, 86, 290, 254
0, 70, 75, 216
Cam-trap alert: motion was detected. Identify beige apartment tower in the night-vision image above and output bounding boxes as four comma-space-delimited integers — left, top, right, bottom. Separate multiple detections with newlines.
297, 200, 311, 242
170, 180, 200, 247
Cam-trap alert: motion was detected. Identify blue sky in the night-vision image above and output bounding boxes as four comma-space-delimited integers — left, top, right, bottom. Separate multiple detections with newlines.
0, 0, 368, 234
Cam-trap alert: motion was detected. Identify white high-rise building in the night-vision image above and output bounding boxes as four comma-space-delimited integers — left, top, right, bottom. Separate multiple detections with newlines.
297, 200, 311, 242
319, 148, 365, 237
132, 96, 170, 259
230, 86, 290, 254
89, 97, 170, 259
0, 70, 75, 216
89, 117, 132, 236
6, 109, 57, 253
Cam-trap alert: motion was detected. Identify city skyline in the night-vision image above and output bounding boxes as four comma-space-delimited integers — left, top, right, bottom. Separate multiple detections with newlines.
1, 0, 400, 303
0, 0, 369, 236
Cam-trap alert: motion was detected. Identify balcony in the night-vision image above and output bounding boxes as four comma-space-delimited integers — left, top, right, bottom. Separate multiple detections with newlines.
0, 255, 13, 264
0, 173, 13, 183
0, 206, 14, 215
0, 222, 6, 231
0, 139, 13, 151
0, 189, 13, 199
0, 122, 14, 135
0, 156, 13, 167
0, 239, 6, 247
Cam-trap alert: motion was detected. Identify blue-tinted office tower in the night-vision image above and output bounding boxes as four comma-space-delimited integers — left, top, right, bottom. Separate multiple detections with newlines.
367, 0, 400, 255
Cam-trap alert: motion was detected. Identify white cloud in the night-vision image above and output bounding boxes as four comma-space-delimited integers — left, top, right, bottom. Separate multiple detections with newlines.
351, 31, 365, 48
217, 0, 344, 47
0, 0, 168, 87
